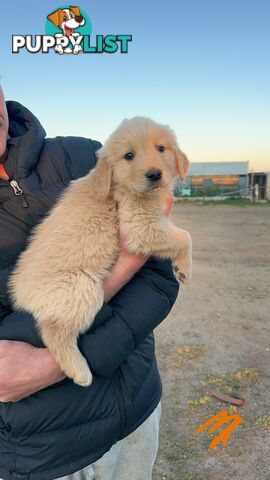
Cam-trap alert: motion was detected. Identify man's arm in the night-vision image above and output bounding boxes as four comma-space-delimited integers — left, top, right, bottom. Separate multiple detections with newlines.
0, 197, 176, 401
0, 248, 149, 402
80, 257, 179, 378
0, 340, 65, 402
103, 250, 147, 303
0, 255, 178, 401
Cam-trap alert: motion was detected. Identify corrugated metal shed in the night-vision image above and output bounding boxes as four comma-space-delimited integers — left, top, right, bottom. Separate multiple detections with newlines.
188, 161, 249, 176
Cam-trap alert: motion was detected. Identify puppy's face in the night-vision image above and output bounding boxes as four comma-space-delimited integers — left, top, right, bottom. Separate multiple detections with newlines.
98, 117, 189, 196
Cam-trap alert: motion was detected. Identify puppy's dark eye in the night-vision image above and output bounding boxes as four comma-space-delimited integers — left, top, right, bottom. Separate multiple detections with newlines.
124, 152, 135, 161
63, 15, 68, 21
157, 145, 165, 153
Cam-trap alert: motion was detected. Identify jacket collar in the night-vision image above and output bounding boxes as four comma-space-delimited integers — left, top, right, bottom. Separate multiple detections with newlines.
3, 101, 46, 180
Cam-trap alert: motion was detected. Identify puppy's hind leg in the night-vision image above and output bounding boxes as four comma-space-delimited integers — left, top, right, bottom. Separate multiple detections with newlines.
36, 270, 104, 386
40, 317, 92, 387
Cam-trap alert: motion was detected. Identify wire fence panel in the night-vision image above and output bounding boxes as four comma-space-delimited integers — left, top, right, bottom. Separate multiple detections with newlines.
174, 183, 267, 201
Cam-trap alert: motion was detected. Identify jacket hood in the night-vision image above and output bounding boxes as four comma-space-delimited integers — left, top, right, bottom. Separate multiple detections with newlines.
5, 101, 46, 179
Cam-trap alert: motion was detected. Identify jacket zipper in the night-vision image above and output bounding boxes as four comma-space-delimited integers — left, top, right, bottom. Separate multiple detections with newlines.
9, 180, 29, 208
7, 141, 29, 209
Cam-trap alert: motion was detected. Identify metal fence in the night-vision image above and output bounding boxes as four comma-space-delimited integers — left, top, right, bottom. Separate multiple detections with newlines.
174, 183, 267, 201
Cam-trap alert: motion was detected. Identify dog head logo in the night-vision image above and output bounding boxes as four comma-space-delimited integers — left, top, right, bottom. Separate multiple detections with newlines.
48, 6, 85, 35
46, 5, 91, 54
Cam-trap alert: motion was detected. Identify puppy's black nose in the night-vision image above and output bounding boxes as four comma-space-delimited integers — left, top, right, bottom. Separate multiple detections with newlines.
145, 168, 162, 182
75, 15, 83, 22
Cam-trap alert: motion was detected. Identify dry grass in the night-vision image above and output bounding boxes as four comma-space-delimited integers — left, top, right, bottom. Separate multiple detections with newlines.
153, 204, 270, 480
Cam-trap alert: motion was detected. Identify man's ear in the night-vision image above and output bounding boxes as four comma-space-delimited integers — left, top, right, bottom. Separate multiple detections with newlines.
70, 6, 81, 16
174, 146, 190, 181
91, 149, 112, 199
47, 9, 61, 27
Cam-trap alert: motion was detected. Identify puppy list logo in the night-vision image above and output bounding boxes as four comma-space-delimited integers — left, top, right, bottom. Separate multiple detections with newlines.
12, 5, 132, 55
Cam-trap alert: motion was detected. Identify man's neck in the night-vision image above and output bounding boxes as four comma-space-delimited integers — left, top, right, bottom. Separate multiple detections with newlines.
0, 135, 10, 179
0, 162, 9, 180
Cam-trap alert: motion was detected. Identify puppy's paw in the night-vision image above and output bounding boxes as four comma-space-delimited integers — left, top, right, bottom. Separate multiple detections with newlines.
63, 356, 93, 387
173, 265, 187, 283
173, 251, 192, 284
73, 367, 93, 387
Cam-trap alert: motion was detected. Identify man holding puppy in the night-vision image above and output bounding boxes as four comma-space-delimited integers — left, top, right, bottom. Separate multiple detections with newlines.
0, 84, 178, 480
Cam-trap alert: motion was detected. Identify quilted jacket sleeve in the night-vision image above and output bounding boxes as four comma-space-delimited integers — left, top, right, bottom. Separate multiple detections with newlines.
0, 266, 14, 308
79, 257, 179, 377
0, 257, 179, 378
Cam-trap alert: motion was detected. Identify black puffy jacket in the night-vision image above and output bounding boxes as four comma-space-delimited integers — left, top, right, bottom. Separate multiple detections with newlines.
0, 102, 179, 480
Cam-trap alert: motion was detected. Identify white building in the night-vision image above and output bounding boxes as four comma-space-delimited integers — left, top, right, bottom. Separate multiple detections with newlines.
176, 161, 249, 197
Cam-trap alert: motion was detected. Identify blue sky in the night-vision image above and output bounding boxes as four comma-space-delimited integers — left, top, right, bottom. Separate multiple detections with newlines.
1, 0, 269, 171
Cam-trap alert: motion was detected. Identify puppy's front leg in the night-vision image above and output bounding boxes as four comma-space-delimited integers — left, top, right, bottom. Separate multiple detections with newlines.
169, 225, 192, 283
126, 220, 192, 282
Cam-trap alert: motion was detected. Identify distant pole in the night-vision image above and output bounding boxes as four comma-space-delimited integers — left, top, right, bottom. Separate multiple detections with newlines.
245, 173, 249, 198
250, 173, 254, 201
255, 183, 259, 202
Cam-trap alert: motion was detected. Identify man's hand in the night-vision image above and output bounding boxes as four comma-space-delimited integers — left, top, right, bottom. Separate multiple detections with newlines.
165, 194, 173, 217
0, 340, 65, 402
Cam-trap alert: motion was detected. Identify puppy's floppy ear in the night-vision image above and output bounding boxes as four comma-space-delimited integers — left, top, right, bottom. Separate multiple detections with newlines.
91, 148, 112, 199
70, 6, 81, 16
47, 9, 61, 27
174, 146, 190, 181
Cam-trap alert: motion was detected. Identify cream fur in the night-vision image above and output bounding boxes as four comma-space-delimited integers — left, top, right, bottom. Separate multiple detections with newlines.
9, 117, 192, 387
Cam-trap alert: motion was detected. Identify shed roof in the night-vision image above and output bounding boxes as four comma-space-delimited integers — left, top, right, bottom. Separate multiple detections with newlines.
188, 161, 249, 176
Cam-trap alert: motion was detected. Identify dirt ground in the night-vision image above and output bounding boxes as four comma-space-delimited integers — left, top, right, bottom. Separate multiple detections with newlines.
153, 203, 270, 480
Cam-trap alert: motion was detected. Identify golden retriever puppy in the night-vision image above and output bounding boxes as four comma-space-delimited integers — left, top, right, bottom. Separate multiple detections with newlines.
9, 117, 192, 387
